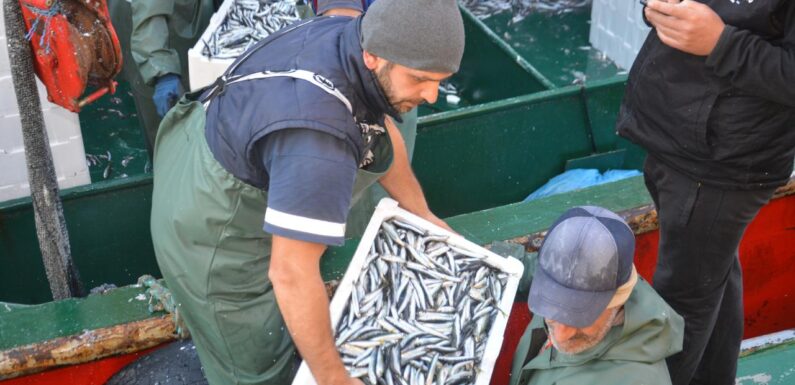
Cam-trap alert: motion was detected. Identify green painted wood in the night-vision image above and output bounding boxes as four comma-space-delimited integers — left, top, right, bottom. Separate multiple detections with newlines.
476, 5, 623, 88
0, 285, 164, 350
446, 176, 651, 245
0, 175, 158, 305
1, 78, 634, 305
736, 341, 795, 384
0, 177, 650, 350
582, 77, 647, 170
78, 81, 150, 181
457, 6, 556, 90
419, 7, 550, 117
415, 87, 595, 218
565, 149, 627, 171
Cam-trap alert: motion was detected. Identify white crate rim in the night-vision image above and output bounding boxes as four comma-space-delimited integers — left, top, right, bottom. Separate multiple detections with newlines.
187, 0, 237, 90
291, 198, 524, 385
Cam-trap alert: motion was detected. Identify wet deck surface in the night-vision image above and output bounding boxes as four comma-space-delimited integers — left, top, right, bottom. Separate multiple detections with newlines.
78, 82, 149, 182
736, 342, 795, 385
479, 7, 623, 87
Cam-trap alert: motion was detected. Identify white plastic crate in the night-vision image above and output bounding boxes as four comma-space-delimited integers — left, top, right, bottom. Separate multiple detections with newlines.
0, 5, 90, 203
589, 0, 651, 70
187, 0, 237, 91
291, 198, 524, 385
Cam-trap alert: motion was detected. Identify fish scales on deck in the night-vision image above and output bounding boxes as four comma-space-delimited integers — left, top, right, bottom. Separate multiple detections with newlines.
460, 0, 591, 22
202, 0, 301, 59
335, 218, 509, 385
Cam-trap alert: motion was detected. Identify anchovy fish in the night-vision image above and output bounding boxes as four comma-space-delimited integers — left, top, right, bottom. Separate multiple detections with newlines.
460, 0, 592, 23
202, 0, 301, 59
335, 218, 510, 385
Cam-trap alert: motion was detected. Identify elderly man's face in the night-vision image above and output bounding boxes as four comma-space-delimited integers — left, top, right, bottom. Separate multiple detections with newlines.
545, 306, 621, 355
363, 51, 452, 113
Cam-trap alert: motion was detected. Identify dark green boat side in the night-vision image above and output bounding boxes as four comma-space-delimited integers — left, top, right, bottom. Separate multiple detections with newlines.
2, 3, 794, 384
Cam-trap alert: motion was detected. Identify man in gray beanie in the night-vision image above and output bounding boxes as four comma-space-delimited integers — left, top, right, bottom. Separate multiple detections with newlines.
147, 1, 465, 385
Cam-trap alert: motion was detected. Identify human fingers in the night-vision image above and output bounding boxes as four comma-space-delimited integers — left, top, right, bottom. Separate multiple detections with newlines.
654, 25, 686, 52
646, 0, 684, 17
644, 5, 683, 30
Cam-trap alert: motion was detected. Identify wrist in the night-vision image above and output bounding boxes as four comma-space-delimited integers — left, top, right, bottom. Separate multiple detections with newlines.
319, 365, 350, 385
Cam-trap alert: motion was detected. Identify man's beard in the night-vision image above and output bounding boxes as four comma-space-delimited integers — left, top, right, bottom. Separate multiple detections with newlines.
548, 308, 619, 355
375, 65, 422, 113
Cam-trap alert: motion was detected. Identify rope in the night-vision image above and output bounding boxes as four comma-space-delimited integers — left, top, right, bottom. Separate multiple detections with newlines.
137, 275, 190, 339
23, 1, 61, 53
4, 0, 83, 299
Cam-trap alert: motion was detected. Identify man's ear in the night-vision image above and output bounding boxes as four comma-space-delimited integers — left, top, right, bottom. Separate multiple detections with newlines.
362, 50, 380, 70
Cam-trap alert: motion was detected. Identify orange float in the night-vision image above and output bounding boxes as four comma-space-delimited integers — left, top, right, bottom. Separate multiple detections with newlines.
18, 0, 122, 112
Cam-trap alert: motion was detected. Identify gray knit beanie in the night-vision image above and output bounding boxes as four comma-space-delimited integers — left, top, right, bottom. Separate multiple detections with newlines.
361, 0, 465, 73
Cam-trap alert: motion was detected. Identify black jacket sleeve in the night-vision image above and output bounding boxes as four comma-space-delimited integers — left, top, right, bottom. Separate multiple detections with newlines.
705, 8, 795, 107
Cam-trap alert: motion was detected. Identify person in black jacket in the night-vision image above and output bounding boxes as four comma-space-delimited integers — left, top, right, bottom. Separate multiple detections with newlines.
616, 1, 795, 384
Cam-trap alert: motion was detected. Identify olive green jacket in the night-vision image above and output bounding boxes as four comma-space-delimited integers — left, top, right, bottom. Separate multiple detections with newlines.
131, 0, 215, 85
509, 280, 684, 385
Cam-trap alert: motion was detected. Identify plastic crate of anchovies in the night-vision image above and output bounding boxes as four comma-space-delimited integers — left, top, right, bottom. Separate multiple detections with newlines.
187, 0, 303, 90
291, 198, 524, 385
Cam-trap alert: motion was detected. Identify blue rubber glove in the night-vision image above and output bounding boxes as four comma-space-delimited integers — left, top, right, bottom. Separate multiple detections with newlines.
153, 74, 184, 117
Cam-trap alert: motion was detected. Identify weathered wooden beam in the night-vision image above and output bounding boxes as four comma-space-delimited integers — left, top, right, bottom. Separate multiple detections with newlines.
0, 316, 176, 380
513, 178, 794, 252
2, 178, 791, 379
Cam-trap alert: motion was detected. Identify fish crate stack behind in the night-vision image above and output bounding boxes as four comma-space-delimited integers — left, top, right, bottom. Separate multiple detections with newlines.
0, 5, 91, 202
187, 0, 301, 90
589, 0, 650, 70
291, 199, 524, 385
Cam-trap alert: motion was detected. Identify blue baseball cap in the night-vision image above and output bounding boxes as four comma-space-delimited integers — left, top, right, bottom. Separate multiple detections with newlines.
528, 206, 636, 328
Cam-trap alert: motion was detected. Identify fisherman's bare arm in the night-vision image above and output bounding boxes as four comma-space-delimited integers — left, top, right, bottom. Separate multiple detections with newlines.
269, 236, 364, 385
378, 117, 452, 232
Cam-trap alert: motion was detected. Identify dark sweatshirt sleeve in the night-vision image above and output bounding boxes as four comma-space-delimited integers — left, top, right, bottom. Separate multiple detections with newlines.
705, 13, 795, 107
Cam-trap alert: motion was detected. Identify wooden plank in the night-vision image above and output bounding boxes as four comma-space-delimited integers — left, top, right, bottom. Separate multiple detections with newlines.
2, 177, 792, 379
0, 316, 175, 380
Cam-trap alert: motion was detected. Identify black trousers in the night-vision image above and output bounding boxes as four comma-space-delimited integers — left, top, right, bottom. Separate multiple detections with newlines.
643, 155, 776, 385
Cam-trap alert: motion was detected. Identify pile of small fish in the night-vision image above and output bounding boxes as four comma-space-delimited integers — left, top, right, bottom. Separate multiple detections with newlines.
461, 0, 591, 22
202, 0, 301, 59
438, 81, 462, 106
334, 218, 509, 385
86, 151, 134, 179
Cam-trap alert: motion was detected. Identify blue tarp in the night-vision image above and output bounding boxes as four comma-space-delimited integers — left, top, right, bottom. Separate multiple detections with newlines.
524, 169, 642, 202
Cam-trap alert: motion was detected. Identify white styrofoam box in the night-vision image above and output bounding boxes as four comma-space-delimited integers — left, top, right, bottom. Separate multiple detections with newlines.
0, 5, 91, 202
589, 0, 651, 70
0, 74, 65, 116
0, 75, 19, 117
42, 106, 84, 143
0, 113, 24, 153
187, 0, 237, 91
0, 112, 91, 202
0, 37, 9, 75
291, 198, 525, 385
0, 151, 28, 187
50, 139, 88, 179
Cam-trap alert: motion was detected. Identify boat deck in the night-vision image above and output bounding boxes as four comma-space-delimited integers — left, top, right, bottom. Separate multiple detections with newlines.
737, 341, 795, 384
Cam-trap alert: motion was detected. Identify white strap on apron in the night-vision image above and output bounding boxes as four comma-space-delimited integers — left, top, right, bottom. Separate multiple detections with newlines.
202, 69, 353, 114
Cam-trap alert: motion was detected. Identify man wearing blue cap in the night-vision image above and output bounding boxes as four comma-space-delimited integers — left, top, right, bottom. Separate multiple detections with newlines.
509, 206, 684, 385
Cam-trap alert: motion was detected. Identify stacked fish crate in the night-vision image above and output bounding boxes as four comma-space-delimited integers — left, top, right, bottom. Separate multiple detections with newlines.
589, 0, 651, 70
187, 0, 302, 90
292, 199, 524, 385
0, 4, 91, 202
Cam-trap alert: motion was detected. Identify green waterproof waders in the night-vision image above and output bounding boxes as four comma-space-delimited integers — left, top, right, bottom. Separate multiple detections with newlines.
150, 70, 394, 384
